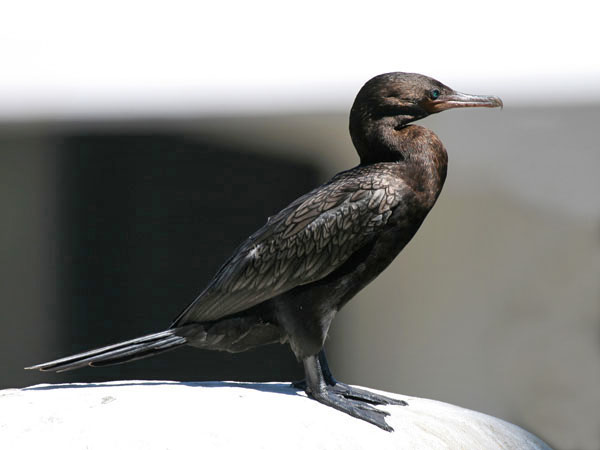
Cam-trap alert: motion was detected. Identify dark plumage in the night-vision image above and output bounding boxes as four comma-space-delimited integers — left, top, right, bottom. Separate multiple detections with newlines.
27, 72, 502, 431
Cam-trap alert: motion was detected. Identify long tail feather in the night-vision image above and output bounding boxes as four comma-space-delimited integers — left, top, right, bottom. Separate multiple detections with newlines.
25, 328, 188, 373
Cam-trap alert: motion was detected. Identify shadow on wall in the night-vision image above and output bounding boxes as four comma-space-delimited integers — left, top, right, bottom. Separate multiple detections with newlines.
4, 131, 321, 388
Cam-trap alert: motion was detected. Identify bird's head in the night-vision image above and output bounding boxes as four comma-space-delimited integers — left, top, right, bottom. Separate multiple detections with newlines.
349, 72, 502, 163
351, 72, 503, 126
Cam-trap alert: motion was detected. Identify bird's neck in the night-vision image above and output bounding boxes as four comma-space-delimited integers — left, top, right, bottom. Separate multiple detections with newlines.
352, 122, 448, 200
397, 125, 448, 202
350, 115, 405, 164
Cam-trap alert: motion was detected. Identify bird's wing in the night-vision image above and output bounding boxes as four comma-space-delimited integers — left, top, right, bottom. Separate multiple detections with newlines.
172, 167, 408, 325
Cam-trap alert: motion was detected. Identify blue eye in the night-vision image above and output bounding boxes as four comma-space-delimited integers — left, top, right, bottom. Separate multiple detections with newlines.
430, 89, 440, 99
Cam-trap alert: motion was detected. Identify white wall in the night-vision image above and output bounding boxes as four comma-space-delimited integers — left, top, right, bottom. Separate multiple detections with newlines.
1, 1, 599, 119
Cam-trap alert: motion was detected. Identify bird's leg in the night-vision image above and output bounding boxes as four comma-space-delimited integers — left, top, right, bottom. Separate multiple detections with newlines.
293, 350, 407, 407
302, 354, 394, 431
290, 350, 344, 390
318, 350, 407, 406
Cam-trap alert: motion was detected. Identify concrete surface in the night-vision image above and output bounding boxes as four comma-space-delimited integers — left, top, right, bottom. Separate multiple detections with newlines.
0, 381, 551, 450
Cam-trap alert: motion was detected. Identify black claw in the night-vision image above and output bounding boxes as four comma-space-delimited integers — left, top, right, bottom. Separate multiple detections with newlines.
331, 382, 408, 406
307, 386, 394, 432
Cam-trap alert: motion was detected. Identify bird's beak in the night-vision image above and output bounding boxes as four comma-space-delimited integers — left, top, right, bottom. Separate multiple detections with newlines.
427, 92, 503, 113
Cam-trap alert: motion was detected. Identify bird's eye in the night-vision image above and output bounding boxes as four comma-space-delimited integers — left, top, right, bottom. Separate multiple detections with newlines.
430, 89, 441, 99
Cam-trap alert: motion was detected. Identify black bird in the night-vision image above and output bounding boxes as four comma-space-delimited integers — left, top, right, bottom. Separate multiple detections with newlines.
27, 72, 502, 431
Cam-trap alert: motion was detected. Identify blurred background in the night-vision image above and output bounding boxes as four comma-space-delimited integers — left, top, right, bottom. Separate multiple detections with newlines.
1, 1, 599, 449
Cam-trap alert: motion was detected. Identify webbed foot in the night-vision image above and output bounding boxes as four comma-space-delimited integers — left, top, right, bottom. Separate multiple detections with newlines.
329, 382, 407, 406
292, 378, 407, 406
301, 352, 405, 432
308, 385, 394, 432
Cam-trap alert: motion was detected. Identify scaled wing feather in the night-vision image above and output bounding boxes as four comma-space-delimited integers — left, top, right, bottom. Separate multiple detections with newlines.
172, 167, 407, 325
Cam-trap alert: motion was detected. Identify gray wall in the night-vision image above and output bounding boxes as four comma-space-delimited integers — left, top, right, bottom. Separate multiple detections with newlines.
1, 105, 598, 449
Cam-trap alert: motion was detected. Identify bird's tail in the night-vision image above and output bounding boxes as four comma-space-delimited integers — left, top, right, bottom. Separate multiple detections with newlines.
25, 327, 190, 373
